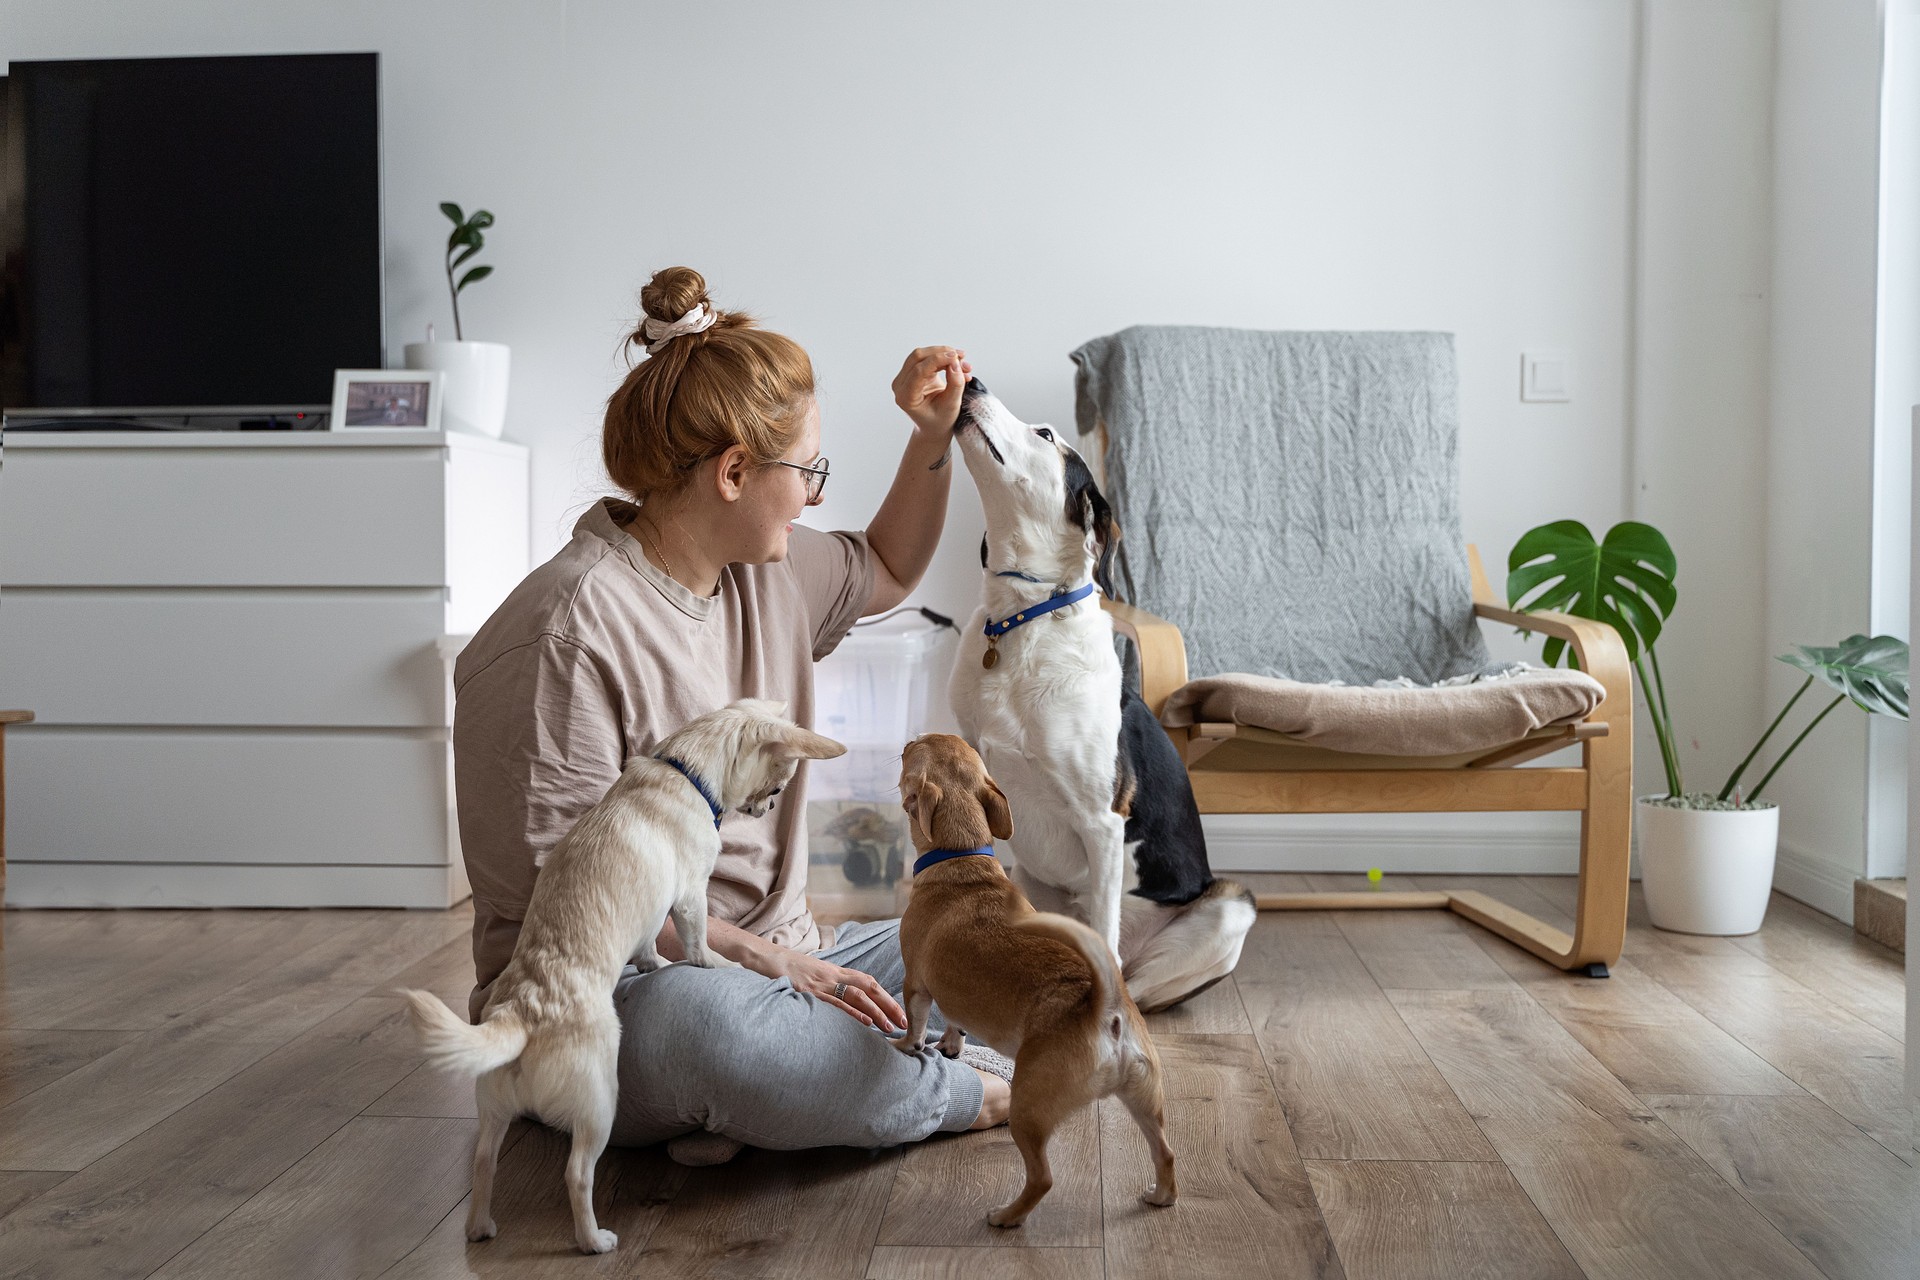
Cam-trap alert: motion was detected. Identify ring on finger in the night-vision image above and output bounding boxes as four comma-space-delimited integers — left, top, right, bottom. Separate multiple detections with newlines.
833, 981, 847, 1001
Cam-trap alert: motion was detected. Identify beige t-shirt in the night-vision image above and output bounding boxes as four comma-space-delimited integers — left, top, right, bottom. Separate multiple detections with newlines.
453, 497, 874, 1015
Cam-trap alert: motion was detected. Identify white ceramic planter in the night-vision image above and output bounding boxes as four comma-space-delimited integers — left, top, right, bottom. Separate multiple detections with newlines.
1636, 798, 1780, 935
404, 340, 510, 438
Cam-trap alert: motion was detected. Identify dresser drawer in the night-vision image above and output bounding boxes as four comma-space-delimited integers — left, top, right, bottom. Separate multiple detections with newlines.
0, 444, 449, 586
7, 727, 450, 865
0, 589, 447, 726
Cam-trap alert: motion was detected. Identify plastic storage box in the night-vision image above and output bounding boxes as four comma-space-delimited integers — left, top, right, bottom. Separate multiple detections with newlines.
807, 615, 956, 923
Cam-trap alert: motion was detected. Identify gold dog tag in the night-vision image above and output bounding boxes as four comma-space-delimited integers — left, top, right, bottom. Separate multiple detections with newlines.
982, 640, 999, 669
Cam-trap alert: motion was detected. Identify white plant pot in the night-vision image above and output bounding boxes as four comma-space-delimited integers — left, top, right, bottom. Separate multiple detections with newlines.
403, 340, 510, 438
1636, 798, 1779, 935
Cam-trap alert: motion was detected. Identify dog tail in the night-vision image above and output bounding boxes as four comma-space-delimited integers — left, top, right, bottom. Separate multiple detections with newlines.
1016, 913, 1127, 1025
399, 989, 527, 1077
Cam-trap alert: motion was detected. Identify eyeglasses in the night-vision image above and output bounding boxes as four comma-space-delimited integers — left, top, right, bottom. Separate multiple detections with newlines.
768, 456, 830, 504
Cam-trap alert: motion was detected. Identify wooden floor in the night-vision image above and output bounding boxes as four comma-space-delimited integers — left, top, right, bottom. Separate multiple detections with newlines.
0, 874, 1908, 1279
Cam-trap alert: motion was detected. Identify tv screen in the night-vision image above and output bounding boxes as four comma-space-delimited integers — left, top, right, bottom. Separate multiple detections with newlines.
0, 53, 382, 415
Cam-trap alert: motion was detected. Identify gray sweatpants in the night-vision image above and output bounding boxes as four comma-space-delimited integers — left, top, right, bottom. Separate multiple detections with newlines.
608, 918, 983, 1150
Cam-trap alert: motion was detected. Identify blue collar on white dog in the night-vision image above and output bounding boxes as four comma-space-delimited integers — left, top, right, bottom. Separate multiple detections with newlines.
658, 755, 722, 828
913, 845, 997, 876
983, 582, 1096, 638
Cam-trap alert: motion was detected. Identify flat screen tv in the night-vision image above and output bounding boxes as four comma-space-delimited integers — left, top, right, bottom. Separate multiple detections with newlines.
0, 52, 382, 427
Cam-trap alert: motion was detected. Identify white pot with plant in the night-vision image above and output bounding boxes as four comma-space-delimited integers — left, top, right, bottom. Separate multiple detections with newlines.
1508, 521, 1910, 936
404, 202, 509, 438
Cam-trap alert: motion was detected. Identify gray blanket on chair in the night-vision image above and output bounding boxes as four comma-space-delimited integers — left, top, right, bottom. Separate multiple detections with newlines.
1071, 326, 1490, 686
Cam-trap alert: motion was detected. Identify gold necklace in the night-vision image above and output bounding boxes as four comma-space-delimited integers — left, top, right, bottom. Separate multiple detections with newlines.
635, 515, 676, 583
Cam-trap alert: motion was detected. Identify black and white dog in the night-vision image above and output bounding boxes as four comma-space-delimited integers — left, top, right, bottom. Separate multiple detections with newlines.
947, 378, 1255, 1012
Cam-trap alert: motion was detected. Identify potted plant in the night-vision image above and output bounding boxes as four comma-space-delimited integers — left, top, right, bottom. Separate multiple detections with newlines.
1508, 521, 1909, 934
403, 203, 510, 438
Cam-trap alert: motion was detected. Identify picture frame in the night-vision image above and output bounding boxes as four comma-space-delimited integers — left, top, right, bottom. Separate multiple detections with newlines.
329, 369, 444, 431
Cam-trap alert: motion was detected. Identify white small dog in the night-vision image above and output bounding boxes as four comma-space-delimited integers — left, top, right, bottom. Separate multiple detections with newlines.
401, 698, 844, 1254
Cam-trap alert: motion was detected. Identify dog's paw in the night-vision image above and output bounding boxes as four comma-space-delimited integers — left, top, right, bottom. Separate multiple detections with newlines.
576, 1228, 618, 1254
937, 1028, 965, 1058
690, 950, 740, 970
464, 1216, 497, 1242
1142, 1183, 1177, 1208
985, 1203, 1028, 1229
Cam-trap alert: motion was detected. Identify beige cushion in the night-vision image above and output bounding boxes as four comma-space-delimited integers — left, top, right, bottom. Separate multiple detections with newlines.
1159, 668, 1606, 757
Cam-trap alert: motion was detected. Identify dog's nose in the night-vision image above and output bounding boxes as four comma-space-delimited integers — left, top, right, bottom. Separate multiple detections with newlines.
964, 376, 988, 397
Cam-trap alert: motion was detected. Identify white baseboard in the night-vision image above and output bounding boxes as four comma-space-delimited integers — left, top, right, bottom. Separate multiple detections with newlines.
1202, 812, 1581, 875
1771, 843, 1860, 924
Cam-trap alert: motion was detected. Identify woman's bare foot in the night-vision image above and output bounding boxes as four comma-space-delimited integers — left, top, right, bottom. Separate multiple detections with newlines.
968, 1068, 1011, 1129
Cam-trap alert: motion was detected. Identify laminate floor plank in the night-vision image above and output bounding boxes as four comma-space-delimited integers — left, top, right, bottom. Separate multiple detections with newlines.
1645, 1093, 1917, 1280
378, 1122, 684, 1279
0, 1027, 139, 1108
1513, 962, 1804, 1098
0, 909, 277, 1029
1389, 987, 1828, 1280
149, 1115, 476, 1280
1140, 971, 1250, 1036
32, 909, 355, 1032
1101, 1034, 1343, 1280
0, 909, 471, 1170
866, 1245, 1106, 1280
363, 1060, 477, 1120
0, 990, 451, 1280
1633, 952, 1911, 1160
1410, 875, 1583, 981
1304, 1159, 1582, 1280
1235, 912, 1497, 1161
0, 1171, 65, 1219
877, 1106, 1100, 1247
633, 1143, 901, 1279
1729, 895, 1906, 1042
1332, 908, 1520, 992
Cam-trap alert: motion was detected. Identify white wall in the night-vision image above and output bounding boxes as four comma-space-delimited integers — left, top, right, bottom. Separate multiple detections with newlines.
1765, 0, 1885, 918
1631, 0, 1775, 802
2, 0, 1635, 613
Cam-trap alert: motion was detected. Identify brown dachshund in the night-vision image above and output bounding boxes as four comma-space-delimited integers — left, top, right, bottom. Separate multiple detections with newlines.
894, 733, 1176, 1227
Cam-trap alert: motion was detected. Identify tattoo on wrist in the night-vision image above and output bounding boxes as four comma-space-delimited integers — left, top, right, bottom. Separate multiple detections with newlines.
928, 448, 951, 472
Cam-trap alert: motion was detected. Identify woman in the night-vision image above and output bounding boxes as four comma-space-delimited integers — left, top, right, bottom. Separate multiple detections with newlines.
451, 266, 1008, 1163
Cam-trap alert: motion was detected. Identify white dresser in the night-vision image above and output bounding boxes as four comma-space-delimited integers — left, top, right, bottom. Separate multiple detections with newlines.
0, 429, 529, 908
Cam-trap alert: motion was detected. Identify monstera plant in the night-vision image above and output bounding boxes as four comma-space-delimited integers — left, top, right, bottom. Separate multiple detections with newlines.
1507, 520, 1910, 934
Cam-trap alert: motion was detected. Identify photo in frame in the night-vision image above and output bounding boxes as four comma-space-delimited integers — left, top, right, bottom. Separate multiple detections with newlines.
329, 369, 444, 431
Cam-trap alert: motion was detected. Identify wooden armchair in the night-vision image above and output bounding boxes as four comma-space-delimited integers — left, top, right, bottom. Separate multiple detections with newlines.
1104, 552, 1632, 977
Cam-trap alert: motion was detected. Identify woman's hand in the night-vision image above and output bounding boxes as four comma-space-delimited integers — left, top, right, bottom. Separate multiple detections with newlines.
891, 346, 972, 436
763, 945, 908, 1032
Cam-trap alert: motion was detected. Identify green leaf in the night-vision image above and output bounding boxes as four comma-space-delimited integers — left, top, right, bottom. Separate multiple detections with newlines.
456, 264, 494, 292
440, 202, 464, 225
451, 241, 482, 269
1506, 520, 1678, 663
467, 209, 495, 231
1778, 634, 1909, 720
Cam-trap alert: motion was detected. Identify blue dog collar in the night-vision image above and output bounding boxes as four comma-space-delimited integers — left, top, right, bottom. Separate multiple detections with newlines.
983, 582, 1096, 639
913, 845, 997, 876
658, 755, 722, 829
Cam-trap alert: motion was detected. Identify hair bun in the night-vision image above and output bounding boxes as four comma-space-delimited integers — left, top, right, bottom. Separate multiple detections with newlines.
640, 266, 710, 325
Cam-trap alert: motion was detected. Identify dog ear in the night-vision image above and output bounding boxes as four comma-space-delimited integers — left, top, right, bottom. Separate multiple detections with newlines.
980, 779, 1014, 840
773, 725, 847, 761
1063, 451, 1120, 596
903, 777, 943, 842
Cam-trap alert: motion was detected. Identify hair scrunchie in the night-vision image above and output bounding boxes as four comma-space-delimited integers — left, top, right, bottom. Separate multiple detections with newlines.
642, 300, 718, 355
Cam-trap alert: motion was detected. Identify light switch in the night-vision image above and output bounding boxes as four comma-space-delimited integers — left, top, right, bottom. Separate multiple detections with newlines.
1522, 351, 1571, 402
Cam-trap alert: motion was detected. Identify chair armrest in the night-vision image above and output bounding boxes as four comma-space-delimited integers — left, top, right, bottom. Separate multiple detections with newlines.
1465, 546, 1632, 727
1101, 598, 1190, 719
